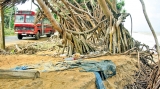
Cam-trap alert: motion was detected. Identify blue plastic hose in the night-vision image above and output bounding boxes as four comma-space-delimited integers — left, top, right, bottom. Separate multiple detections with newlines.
94, 72, 106, 89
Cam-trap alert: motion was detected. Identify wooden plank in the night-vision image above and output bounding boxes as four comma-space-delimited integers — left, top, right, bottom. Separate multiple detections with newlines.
0, 6, 5, 49
0, 69, 40, 79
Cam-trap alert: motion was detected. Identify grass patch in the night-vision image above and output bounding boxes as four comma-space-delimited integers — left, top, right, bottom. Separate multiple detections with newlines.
4, 28, 15, 36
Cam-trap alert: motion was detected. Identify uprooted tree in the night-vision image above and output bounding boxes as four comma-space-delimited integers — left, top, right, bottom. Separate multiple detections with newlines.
35, 0, 135, 56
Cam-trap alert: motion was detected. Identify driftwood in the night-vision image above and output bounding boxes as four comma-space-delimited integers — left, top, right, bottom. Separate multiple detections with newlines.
0, 69, 40, 80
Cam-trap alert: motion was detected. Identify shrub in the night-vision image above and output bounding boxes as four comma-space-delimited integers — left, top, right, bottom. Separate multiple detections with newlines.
4, 28, 15, 36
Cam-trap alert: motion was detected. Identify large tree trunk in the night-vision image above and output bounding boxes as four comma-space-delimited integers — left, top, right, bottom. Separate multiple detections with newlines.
97, 0, 112, 19
37, 0, 62, 34
98, 0, 130, 53
0, 6, 5, 49
36, 0, 73, 41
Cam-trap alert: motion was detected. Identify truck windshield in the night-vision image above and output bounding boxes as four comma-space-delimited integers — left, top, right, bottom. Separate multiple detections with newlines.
15, 15, 24, 23
26, 15, 35, 23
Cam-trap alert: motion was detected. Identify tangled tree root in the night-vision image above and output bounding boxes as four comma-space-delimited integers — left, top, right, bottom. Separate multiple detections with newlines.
124, 50, 159, 89
123, 41, 160, 89
125, 64, 160, 89
147, 66, 160, 89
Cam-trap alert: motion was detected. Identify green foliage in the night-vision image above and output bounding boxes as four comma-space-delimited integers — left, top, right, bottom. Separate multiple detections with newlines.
77, 0, 84, 3
68, 0, 125, 13
68, 0, 84, 3
122, 9, 126, 13
10, 49, 15, 54
4, 7, 16, 29
116, 0, 125, 12
4, 28, 15, 36
3, 7, 19, 36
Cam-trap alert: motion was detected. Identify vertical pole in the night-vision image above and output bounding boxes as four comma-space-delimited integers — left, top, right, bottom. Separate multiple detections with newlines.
0, 6, 5, 49
41, 19, 44, 35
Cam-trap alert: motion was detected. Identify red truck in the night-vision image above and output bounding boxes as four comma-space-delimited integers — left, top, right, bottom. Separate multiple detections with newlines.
14, 10, 55, 40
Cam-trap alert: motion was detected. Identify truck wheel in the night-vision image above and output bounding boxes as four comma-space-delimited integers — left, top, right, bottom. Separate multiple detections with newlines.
35, 32, 40, 40
46, 31, 52, 37
17, 34, 23, 40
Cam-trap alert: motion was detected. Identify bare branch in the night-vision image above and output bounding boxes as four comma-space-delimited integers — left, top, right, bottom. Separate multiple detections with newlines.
67, 19, 107, 35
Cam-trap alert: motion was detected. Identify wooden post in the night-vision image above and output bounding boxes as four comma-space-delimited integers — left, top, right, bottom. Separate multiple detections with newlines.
0, 6, 5, 49
0, 69, 40, 79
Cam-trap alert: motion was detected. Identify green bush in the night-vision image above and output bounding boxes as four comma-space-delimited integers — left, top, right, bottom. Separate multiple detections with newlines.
4, 28, 15, 36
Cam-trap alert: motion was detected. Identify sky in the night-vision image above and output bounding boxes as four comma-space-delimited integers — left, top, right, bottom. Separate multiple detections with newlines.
124, 0, 160, 33
16, 0, 160, 33
16, 0, 38, 11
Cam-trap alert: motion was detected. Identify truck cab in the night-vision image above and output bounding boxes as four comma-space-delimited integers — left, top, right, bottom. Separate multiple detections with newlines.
14, 10, 55, 40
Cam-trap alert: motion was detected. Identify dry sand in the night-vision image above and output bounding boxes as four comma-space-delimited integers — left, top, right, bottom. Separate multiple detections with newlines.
0, 54, 138, 89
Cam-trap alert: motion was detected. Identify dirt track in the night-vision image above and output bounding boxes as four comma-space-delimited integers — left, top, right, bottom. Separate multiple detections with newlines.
5, 35, 49, 46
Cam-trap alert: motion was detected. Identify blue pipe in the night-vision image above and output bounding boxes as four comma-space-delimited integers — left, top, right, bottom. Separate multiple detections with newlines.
94, 72, 106, 89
